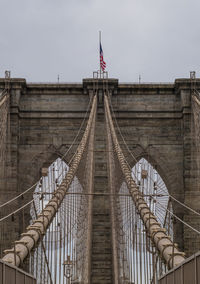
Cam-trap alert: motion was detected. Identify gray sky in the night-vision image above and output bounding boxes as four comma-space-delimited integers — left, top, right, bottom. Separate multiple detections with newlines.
0, 0, 200, 83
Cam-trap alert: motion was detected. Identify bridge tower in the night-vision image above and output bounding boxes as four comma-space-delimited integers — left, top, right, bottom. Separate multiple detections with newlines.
0, 74, 200, 283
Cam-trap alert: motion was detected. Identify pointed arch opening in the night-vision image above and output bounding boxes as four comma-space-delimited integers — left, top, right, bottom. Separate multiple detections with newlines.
116, 157, 173, 282
131, 157, 172, 230
29, 157, 86, 283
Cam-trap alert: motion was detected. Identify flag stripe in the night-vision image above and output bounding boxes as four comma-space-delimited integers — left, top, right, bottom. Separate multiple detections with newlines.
100, 43, 106, 71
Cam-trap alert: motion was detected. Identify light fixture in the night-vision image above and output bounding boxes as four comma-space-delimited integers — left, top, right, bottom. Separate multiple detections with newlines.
63, 255, 73, 280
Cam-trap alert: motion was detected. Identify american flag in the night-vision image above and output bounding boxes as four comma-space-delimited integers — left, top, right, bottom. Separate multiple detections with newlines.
100, 43, 106, 71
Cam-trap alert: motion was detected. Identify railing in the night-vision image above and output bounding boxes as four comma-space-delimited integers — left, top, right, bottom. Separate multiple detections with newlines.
0, 259, 36, 284
159, 250, 200, 284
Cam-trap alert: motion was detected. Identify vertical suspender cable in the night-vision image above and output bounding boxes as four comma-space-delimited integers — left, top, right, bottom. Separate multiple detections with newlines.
2, 94, 97, 267
104, 93, 185, 269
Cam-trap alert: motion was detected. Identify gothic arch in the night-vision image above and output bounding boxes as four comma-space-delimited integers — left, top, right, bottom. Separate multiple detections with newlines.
126, 144, 184, 250
18, 145, 65, 192
127, 144, 184, 201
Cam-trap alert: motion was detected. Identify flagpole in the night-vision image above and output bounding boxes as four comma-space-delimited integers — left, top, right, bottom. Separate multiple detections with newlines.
99, 30, 101, 78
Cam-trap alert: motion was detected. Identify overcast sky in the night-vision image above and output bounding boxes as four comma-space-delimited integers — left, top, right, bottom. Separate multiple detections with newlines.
0, 0, 200, 83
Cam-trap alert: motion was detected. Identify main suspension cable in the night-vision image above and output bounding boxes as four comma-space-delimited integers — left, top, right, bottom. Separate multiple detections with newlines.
0, 96, 92, 209
2, 93, 97, 267
104, 92, 185, 268
109, 96, 200, 219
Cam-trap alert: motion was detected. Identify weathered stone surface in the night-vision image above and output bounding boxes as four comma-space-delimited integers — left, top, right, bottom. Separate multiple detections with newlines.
0, 77, 200, 264
91, 115, 113, 283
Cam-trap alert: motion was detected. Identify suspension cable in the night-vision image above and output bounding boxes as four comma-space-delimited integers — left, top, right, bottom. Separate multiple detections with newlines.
0, 200, 34, 222
0, 183, 38, 209
154, 198, 200, 235
167, 194, 200, 217
104, 92, 185, 268
2, 93, 97, 267
0, 96, 92, 209
59, 94, 93, 163
109, 96, 200, 219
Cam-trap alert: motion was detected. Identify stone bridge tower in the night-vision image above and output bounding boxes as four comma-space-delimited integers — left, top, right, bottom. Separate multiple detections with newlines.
0, 77, 199, 259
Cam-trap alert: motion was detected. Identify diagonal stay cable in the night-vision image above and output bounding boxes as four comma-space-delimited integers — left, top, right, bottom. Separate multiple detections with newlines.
154, 198, 200, 235
0, 96, 92, 209
2, 93, 97, 267
104, 92, 185, 268
109, 94, 200, 219
0, 200, 34, 222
